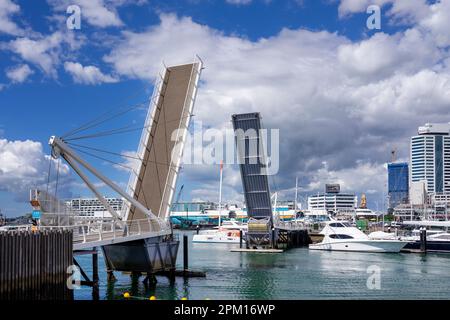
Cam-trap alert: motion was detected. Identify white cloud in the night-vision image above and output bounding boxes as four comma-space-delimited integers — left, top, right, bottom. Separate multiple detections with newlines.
113, 150, 140, 173
0, 139, 71, 201
6, 64, 33, 83
338, 0, 450, 47
307, 161, 387, 195
337, 29, 440, 79
64, 61, 118, 84
102, 12, 450, 206
338, 0, 429, 22
420, 0, 450, 47
0, 0, 23, 36
7, 31, 81, 77
47, 0, 125, 27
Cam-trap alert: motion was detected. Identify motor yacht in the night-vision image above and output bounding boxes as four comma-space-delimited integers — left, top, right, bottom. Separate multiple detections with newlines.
309, 221, 407, 253
192, 219, 247, 244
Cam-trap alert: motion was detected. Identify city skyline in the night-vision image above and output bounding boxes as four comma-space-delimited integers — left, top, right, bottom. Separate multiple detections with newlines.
1, 1, 450, 216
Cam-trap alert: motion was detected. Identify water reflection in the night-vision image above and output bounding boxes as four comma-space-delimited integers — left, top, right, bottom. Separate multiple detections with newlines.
73, 231, 450, 300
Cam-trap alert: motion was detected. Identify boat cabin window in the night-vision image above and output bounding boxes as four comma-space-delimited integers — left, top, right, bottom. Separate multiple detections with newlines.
329, 234, 353, 239
329, 222, 350, 228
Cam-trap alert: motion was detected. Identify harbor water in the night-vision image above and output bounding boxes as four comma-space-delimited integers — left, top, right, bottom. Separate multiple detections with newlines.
74, 231, 450, 300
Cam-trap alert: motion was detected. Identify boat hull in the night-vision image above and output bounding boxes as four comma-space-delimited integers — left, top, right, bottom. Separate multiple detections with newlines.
402, 240, 450, 253
309, 240, 407, 253
192, 233, 244, 244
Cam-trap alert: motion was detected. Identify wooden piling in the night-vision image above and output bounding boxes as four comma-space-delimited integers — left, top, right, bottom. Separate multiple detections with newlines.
183, 234, 188, 271
239, 230, 243, 249
0, 229, 73, 300
420, 228, 427, 253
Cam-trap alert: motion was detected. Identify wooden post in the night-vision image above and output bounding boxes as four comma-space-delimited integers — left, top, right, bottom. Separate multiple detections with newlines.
239, 230, 243, 249
183, 234, 188, 272
92, 247, 99, 300
0, 230, 72, 300
420, 228, 427, 253
271, 228, 276, 249
107, 271, 116, 282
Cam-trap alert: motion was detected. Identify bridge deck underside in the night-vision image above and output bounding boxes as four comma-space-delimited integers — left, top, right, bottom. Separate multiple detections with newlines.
232, 113, 273, 221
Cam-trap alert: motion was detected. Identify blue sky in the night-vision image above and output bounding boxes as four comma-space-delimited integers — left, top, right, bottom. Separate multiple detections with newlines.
1, 0, 450, 216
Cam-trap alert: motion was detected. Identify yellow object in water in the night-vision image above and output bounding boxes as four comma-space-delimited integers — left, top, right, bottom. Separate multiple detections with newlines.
149, 296, 156, 300
181, 297, 188, 300
123, 292, 131, 299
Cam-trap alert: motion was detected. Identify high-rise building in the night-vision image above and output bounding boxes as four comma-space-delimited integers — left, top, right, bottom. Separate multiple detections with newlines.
387, 162, 409, 209
410, 123, 450, 195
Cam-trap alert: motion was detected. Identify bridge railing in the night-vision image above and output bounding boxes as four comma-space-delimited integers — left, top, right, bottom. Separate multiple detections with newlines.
37, 217, 171, 245
273, 215, 306, 231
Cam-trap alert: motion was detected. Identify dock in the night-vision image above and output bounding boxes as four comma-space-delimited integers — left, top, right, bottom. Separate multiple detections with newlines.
0, 229, 73, 300
231, 248, 284, 253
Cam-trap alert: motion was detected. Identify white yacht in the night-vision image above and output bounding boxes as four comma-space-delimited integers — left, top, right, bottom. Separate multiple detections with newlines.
213, 219, 247, 231
309, 221, 407, 253
192, 219, 247, 244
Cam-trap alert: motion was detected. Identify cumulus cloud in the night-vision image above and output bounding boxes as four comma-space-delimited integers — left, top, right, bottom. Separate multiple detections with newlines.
7, 31, 81, 77
338, 0, 450, 47
0, 0, 23, 36
420, 0, 450, 47
307, 161, 387, 195
6, 64, 33, 83
0, 139, 72, 201
2, 2, 448, 209
64, 61, 118, 84
337, 29, 440, 79
102, 11, 450, 208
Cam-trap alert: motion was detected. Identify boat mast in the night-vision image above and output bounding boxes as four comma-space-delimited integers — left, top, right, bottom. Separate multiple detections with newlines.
295, 177, 298, 211
218, 161, 223, 227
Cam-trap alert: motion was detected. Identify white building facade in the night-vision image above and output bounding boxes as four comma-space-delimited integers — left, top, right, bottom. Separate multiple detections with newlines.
308, 192, 357, 215
410, 123, 450, 195
66, 197, 124, 217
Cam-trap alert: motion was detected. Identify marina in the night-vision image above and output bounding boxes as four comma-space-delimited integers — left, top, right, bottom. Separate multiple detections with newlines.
2, 1, 450, 306
2, 70, 450, 300
72, 230, 450, 300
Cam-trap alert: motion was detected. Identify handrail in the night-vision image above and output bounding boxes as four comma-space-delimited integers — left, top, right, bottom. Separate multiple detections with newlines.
36, 217, 171, 244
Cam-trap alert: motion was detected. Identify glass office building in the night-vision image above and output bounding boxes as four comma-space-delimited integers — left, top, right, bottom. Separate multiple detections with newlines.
388, 162, 409, 208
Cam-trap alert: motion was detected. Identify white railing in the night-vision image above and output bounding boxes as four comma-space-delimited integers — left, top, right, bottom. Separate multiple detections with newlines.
38, 217, 171, 245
